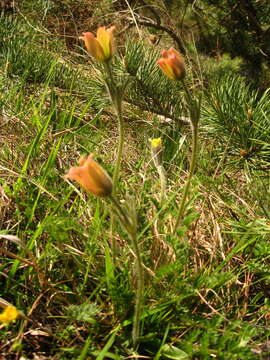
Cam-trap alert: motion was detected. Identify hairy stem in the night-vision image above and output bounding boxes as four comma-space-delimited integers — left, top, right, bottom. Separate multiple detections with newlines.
112, 100, 124, 195
157, 164, 167, 204
103, 61, 125, 261
131, 230, 144, 348
109, 195, 131, 228
109, 195, 144, 348
110, 102, 124, 262
103, 61, 125, 194
173, 122, 198, 234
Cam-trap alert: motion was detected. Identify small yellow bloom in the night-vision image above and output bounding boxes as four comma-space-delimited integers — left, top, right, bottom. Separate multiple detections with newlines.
157, 47, 185, 81
0, 306, 18, 324
151, 137, 162, 149
65, 154, 113, 197
80, 26, 116, 62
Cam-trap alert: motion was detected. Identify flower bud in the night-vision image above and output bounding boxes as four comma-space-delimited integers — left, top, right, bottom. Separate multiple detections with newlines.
157, 47, 185, 81
247, 109, 252, 118
239, 149, 248, 158
65, 154, 113, 197
79, 26, 116, 62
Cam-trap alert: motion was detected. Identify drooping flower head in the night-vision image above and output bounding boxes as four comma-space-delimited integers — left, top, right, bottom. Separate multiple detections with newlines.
157, 47, 185, 81
0, 306, 18, 324
80, 26, 116, 62
65, 154, 113, 197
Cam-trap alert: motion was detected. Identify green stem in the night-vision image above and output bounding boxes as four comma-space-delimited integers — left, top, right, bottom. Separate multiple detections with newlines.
109, 195, 144, 348
157, 165, 167, 204
109, 195, 131, 228
112, 101, 124, 196
103, 61, 125, 261
181, 80, 193, 108
173, 123, 198, 234
102, 61, 125, 195
130, 230, 144, 348
110, 103, 124, 262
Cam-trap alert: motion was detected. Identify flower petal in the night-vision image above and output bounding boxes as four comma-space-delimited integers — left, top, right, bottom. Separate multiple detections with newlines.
80, 32, 105, 61
65, 155, 112, 197
157, 47, 185, 81
96, 26, 116, 61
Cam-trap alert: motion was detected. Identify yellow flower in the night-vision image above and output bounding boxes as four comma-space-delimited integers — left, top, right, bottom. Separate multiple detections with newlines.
151, 137, 162, 149
79, 26, 116, 62
157, 47, 185, 81
65, 154, 113, 197
0, 306, 18, 324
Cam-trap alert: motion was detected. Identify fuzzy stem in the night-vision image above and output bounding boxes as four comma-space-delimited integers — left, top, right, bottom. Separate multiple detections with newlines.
173, 122, 198, 234
109, 195, 131, 228
112, 100, 124, 195
103, 61, 125, 261
103, 62, 124, 194
157, 164, 167, 204
109, 195, 144, 348
130, 230, 144, 348
110, 102, 124, 262
173, 78, 200, 234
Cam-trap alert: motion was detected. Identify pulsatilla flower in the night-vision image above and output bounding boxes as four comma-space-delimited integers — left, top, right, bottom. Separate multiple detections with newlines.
0, 306, 18, 324
65, 154, 113, 197
80, 26, 116, 62
157, 47, 185, 81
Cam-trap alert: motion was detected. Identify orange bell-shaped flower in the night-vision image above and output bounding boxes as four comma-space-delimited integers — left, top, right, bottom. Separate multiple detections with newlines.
80, 26, 116, 62
157, 47, 185, 81
65, 154, 113, 197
